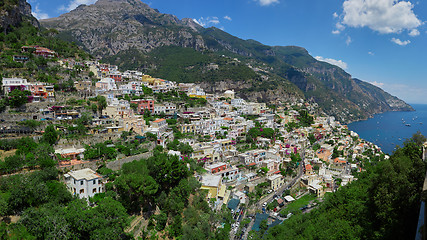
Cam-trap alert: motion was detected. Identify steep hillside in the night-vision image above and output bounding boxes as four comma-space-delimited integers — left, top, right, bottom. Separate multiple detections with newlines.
0, 0, 91, 92
40, 0, 413, 123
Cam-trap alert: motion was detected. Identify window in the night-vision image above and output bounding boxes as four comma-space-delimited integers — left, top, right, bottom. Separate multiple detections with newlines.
80, 189, 84, 194
93, 188, 97, 193
81, 181, 83, 185
98, 180, 101, 184
93, 180, 96, 184
99, 187, 101, 192
74, 179, 76, 184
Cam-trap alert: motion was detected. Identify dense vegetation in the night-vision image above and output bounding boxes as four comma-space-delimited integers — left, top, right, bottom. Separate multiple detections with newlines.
0, 134, 57, 174
0, 145, 233, 239
257, 135, 427, 240
0, 167, 130, 239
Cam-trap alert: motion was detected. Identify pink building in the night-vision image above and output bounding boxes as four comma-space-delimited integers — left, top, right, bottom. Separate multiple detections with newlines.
131, 99, 155, 114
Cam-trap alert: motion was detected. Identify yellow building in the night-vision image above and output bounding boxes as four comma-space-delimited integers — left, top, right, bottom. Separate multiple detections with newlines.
267, 174, 284, 190
74, 80, 92, 91
106, 126, 124, 133
189, 94, 207, 99
200, 174, 222, 199
192, 145, 214, 161
180, 123, 196, 134
89, 65, 100, 78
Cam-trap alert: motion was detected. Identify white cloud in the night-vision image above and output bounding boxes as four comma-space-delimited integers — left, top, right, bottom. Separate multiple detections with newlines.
256, 0, 279, 6
193, 17, 221, 27
337, 0, 421, 36
315, 56, 348, 70
368, 51, 374, 55
370, 81, 384, 87
409, 29, 420, 36
333, 12, 338, 18
224, 16, 232, 21
332, 30, 341, 35
336, 22, 345, 31
59, 0, 97, 12
391, 37, 411, 46
346, 36, 352, 45
31, 4, 49, 19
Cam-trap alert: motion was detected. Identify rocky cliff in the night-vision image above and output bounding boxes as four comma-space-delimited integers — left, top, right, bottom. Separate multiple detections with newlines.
41, 0, 205, 55
0, 0, 39, 33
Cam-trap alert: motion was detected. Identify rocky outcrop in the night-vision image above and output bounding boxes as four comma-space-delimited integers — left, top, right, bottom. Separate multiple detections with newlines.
41, 0, 206, 56
0, 0, 39, 33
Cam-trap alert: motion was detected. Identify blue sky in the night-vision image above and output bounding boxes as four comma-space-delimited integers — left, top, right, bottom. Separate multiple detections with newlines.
29, 0, 427, 104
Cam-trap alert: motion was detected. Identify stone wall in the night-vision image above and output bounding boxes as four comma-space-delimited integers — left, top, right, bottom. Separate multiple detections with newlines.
56, 133, 122, 149
59, 151, 153, 172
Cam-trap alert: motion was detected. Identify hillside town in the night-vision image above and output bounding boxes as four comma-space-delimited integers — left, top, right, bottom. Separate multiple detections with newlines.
0, 53, 386, 239
2, 0, 426, 238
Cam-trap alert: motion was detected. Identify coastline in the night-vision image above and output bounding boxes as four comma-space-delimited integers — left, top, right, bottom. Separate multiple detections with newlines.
347, 104, 427, 154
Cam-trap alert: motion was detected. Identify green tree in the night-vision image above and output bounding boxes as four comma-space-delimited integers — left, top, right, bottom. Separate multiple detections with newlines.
42, 125, 58, 145
145, 132, 157, 141
115, 170, 159, 213
91, 103, 98, 114
96, 95, 107, 116
407, 130, 426, 146
155, 211, 168, 231
178, 143, 193, 155
0, 98, 7, 112
169, 214, 183, 237
17, 119, 41, 129
312, 143, 321, 151
8, 89, 31, 108
130, 102, 138, 112
308, 133, 316, 145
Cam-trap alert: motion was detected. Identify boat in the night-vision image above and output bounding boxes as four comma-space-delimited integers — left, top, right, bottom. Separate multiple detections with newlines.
405, 124, 411, 127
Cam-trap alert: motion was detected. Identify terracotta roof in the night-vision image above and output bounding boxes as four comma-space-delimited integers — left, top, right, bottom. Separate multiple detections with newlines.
334, 158, 346, 164
305, 164, 313, 171
248, 162, 256, 166
153, 118, 166, 123
223, 117, 233, 121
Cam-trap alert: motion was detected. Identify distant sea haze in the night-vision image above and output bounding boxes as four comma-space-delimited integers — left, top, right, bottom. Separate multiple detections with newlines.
347, 104, 427, 154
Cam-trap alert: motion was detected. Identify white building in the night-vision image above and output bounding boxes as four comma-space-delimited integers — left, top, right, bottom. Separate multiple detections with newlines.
64, 168, 104, 199
95, 77, 117, 92
2, 78, 29, 95
153, 102, 176, 115
223, 90, 235, 99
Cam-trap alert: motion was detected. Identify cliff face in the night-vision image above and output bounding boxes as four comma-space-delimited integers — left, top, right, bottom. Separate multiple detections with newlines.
41, 0, 205, 56
40, 0, 414, 123
0, 0, 39, 33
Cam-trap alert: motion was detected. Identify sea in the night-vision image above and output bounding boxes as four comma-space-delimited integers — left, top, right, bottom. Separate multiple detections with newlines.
347, 104, 427, 154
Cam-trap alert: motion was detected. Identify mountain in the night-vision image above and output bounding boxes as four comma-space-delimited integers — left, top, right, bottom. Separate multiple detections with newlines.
40, 0, 413, 123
